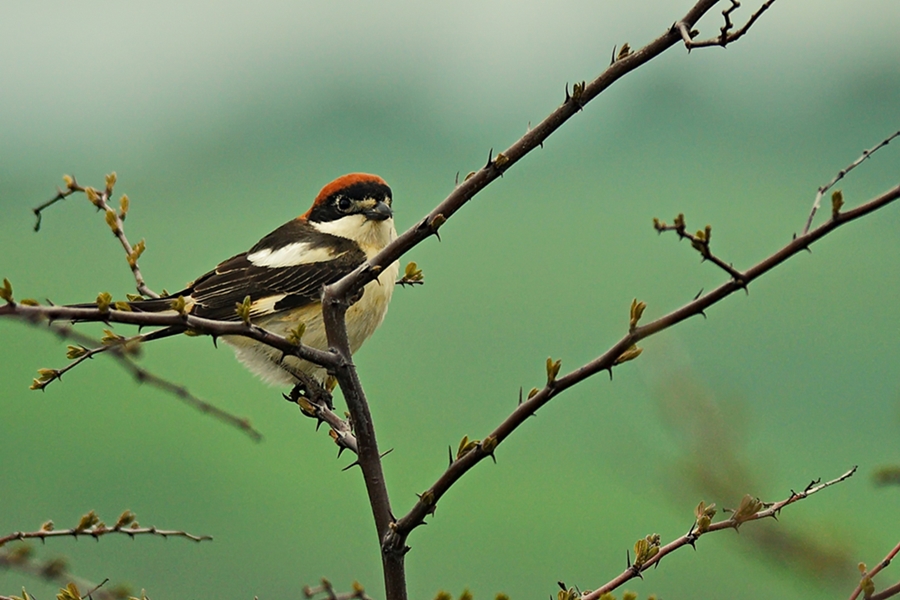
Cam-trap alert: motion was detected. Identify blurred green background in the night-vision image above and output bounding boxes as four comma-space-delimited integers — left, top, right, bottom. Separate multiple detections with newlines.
2, 1, 899, 598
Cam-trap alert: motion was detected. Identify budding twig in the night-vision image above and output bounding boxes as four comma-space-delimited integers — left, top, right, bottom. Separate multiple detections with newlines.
10, 314, 263, 441
385, 181, 900, 562
582, 467, 857, 599
34, 174, 159, 299
0, 510, 211, 547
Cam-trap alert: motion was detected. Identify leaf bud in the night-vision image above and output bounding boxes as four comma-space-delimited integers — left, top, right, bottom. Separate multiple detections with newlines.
546, 357, 561, 384
95, 292, 113, 312
0, 278, 13, 303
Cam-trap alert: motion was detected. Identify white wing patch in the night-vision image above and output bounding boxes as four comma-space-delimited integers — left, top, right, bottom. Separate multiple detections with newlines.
247, 242, 343, 267
249, 294, 288, 317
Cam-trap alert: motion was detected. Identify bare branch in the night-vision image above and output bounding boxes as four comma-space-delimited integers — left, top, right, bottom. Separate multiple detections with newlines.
803, 129, 900, 234
324, 0, 762, 309
582, 467, 857, 599
386, 183, 900, 559
678, 0, 776, 50
28, 329, 169, 392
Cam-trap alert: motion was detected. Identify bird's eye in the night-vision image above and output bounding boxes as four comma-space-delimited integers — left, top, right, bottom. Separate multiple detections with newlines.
335, 197, 352, 212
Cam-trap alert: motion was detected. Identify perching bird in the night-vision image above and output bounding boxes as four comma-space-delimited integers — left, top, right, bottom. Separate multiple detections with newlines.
131, 173, 398, 385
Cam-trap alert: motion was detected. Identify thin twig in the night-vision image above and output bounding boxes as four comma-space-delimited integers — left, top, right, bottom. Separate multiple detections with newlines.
803, 130, 900, 234
0, 521, 211, 547
34, 175, 159, 298
29, 329, 170, 392
11, 315, 263, 441
850, 539, 900, 600
871, 580, 900, 600
303, 578, 373, 600
0, 305, 339, 371
678, 0, 776, 49
653, 215, 744, 282
582, 467, 857, 599
284, 375, 359, 455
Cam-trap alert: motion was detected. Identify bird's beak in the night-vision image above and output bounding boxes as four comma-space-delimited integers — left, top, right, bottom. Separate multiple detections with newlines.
364, 199, 393, 221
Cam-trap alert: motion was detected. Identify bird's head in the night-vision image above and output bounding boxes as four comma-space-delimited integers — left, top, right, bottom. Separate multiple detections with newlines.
302, 173, 395, 253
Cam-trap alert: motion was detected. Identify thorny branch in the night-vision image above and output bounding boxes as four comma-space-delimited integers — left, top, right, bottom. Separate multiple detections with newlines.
850, 539, 900, 600
803, 129, 900, 234
0, 511, 211, 548
383, 180, 900, 568
317, 1, 777, 598
285, 374, 359, 455
5, 1, 892, 599
583, 467, 857, 599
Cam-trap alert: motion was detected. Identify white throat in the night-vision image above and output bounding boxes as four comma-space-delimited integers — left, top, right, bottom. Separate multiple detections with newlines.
311, 215, 397, 258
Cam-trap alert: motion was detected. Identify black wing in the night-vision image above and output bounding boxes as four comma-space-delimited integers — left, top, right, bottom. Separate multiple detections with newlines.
185, 220, 366, 321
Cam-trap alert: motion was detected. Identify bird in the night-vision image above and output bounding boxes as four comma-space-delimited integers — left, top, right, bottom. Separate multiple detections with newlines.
128, 173, 398, 386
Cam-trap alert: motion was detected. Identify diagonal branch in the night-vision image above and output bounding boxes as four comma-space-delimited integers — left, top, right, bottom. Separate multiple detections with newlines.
317, 2, 778, 598
29, 318, 263, 441
325, 0, 777, 306
583, 467, 857, 599
871, 581, 900, 600
385, 183, 900, 559
850, 539, 900, 600
28, 328, 175, 392
803, 129, 900, 234
653, 215, 745, 282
